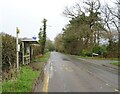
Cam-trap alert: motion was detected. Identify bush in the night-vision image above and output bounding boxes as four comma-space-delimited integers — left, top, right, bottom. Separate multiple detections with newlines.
31, 45, 41, 59
80, 49, 92, 57
1, 33, 23, 80
2, 33, 16, 72
85, 52, 92, 57
92, 45, 107, 55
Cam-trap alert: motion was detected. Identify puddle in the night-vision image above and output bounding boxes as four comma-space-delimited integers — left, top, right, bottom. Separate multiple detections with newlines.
62, 58, 70, 61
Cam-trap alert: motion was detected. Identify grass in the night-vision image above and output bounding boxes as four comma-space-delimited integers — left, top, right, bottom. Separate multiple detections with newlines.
34, 52, 50, 62
0, 83, 1, 93
110, 62, 120, 66
2, 52, 50, 92
2, 66, 39, 92
29, 52, 50, 71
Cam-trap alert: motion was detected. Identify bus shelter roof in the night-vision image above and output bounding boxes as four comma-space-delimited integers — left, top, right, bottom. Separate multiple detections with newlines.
21, 38, 39, 44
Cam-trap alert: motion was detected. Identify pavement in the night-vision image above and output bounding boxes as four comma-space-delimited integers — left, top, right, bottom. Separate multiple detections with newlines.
35, 52, 119, 92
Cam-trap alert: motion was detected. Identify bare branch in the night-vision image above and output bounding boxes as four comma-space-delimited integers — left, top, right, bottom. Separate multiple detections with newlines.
84, 0, 100, 12
113, 20, 120, 33
63, 6, 77, 18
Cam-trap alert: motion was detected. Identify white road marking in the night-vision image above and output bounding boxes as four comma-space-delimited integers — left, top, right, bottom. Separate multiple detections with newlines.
105, 83, 119, 92
106, 83, 110, 86
49, 60, 54, 79
114, 89, 119, 92
63, 84, 68, 92
86, 70, 93, 74
86, 70, 119, 92
44, 67, 46, 71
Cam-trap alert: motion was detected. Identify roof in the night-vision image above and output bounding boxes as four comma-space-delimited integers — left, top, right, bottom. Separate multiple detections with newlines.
21, 38, 39, 44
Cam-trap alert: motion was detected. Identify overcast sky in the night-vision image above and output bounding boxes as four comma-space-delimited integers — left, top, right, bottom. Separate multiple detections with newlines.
0, 0, 114, 41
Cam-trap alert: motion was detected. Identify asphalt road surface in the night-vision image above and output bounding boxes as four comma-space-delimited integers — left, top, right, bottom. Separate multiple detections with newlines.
42, 52, 119, 92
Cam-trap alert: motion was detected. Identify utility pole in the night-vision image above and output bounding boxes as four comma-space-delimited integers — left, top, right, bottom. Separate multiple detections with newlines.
118, 0, 120, 59
16, 27, 20, 73
118, 0, 120, 27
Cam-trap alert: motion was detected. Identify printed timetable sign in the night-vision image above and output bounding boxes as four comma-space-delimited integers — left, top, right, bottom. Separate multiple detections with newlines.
17, 44, 20, 52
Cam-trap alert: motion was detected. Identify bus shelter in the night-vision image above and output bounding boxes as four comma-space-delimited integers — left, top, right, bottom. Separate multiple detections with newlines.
21, 38, 39, 64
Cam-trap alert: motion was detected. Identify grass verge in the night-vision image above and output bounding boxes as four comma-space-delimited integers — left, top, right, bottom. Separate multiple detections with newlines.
30, 52, 50, 71
2, 65, 39, 92
34, 52, 50, 62
110, 62, 120, 66
2, 52, 50, 92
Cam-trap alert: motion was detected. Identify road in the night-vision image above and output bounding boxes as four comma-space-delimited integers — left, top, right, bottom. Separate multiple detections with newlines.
41, 52, 119, 92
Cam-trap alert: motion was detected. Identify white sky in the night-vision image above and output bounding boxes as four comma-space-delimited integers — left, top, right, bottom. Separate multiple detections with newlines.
0, 0, 114, 41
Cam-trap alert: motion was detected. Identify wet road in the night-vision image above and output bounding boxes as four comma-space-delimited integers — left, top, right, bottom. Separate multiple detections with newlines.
43, 52, 119, 92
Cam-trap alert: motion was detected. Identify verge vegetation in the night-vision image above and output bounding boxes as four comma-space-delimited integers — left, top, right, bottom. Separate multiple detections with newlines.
2, 52, 50, 92
2, 65, 39, 92
110, 62, 120, 66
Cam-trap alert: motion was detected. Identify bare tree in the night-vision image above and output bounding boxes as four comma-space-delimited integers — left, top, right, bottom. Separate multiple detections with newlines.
101, 0, 120, 58
63, 5, 83, 18
101, 4, 114, 43
84, 0, 101, 48
107, 0, 120, 58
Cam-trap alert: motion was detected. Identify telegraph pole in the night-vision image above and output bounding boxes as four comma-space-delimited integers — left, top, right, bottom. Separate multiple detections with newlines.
118, 0, 120, 59
118, 0, 120, 32
16, 27, 20, 73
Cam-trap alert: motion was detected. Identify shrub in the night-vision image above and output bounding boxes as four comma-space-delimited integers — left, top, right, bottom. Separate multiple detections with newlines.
2, 33, 16, 72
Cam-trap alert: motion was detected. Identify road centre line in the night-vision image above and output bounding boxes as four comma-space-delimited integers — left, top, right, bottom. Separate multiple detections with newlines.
86, 70, 119, 92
